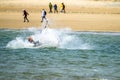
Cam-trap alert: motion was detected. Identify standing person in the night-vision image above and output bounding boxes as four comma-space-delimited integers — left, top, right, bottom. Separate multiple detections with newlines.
23, 9, 29, 22
41, 9, 47, 23
49, 2, 53, 13
62, 3, 66, 13
60, 3, 63, 13
53, 4, 58, 13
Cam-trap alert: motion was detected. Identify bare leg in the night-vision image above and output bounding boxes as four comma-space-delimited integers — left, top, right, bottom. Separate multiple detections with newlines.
26, 17, 29, 22
24, 16, 29, 22
41, 17, 44, 22
24, 17, 26, 22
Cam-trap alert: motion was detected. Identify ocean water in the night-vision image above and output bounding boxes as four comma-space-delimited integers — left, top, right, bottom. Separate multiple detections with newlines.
0, 28, 120, 80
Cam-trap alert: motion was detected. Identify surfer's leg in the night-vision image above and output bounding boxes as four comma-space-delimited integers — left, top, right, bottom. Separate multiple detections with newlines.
33, 41, 40, 46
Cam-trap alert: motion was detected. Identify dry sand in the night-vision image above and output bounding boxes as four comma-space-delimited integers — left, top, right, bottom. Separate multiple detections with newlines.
0, 0, 120, 32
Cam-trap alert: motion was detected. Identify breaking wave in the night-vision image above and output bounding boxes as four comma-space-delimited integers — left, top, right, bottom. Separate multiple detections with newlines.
6, 27, 92, 50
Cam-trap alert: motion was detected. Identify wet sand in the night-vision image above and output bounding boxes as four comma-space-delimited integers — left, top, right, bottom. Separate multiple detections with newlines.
0, 0, 120, 32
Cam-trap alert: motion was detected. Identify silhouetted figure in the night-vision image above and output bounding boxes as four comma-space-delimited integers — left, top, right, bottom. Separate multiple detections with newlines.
23, 10, 29, 22
49, 2, 53, 13
54, 4, 58, 13
41, 9, 47, 23
62, 3, 66, 13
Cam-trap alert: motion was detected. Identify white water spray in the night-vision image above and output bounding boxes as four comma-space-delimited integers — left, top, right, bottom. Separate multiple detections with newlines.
6, 27, 92, 50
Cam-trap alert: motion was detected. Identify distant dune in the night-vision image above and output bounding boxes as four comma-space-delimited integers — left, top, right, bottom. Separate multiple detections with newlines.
91, 0, 120, 1
0, 0, 120, 13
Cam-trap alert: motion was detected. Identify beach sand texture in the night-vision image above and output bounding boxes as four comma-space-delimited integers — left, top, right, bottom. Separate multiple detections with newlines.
0, 0, 120, 32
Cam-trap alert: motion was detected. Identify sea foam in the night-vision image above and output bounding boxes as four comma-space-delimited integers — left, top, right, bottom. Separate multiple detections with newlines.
6, 27, 92, 50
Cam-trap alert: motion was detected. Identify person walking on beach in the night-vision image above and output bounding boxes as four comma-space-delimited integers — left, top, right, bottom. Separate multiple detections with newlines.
41, 9, 47, 23
23, 9, 29, 22
53, 4, 58, 13
62, 3, 66, 13
60, 3, 63, 13
49, 2, 53, 13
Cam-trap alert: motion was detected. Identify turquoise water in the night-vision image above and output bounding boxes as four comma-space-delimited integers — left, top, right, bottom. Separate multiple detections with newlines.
0, 28, 120, 80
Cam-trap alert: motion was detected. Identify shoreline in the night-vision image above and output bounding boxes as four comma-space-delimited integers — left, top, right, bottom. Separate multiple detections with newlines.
0, 26, 120, 32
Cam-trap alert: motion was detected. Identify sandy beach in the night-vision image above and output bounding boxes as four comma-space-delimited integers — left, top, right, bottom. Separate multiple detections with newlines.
0, 0, 120, 32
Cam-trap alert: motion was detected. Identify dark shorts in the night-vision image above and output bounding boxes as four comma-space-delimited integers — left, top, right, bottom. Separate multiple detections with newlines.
42, 16, 45, 18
